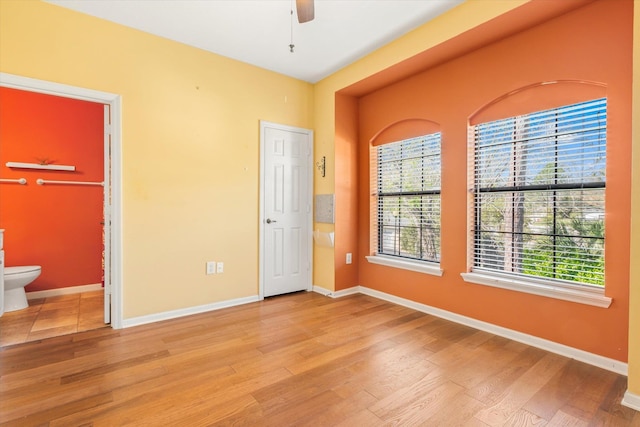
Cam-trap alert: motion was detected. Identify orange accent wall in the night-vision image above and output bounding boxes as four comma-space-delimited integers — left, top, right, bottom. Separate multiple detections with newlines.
351, 0, 632, 361
0, 87, 104, 292
334, 94, 359, 290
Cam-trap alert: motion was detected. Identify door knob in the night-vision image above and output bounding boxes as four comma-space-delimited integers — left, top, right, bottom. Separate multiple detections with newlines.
266, 218, 277, 224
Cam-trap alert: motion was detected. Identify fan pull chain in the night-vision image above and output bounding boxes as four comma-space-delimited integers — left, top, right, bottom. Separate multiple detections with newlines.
289, 0, 295, 52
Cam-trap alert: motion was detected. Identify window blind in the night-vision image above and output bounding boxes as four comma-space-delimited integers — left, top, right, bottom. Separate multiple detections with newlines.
471, 98, 606, 287
371, 133, 441, 262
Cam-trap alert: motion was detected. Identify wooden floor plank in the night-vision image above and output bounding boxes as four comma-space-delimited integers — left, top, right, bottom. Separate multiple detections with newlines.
466, 346, 548, 405
334, 408, 386, 427
287, 311, 435, 375
504, 408, 548, 426
332, 334, 438, 400
374, 379, 465, 425
297, 390, 378, 427
559, 367, 619, 421
422, 391, 487, 426
473, 353, 569, 426
523, 359, 595, 421
0, 292, 636, 426
3, 392, 113, 427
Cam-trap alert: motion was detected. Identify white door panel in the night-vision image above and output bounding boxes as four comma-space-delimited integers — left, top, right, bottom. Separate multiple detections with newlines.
261, 122, 312, 297
0, 249, 4, 317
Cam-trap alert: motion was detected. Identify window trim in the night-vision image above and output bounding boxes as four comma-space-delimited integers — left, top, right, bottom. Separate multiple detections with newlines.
366, 254, 443, 276
460, 270, 611, 308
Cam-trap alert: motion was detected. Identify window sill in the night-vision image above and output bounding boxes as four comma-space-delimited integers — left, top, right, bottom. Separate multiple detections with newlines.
365, 255, 443, 277
460, 271, 611, 308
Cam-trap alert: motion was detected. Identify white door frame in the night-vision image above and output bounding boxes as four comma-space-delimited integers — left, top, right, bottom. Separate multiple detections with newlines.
259, 120, 313, 299
0, 72, 123, 329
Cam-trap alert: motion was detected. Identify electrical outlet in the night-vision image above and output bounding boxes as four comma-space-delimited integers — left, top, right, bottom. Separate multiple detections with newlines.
206, 261, 216, 275
216, 262, 224, 273
346, 253, 352, 264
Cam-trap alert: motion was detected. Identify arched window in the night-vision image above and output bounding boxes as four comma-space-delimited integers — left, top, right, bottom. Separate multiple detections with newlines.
367, 119, 443, 275
464, 82, 611, 307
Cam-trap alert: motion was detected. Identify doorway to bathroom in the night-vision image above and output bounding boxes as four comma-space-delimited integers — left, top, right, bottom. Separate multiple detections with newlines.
0, 73, 122, 345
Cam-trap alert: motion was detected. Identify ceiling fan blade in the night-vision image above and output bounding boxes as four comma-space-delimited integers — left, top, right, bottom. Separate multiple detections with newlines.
296, 0, 314, 23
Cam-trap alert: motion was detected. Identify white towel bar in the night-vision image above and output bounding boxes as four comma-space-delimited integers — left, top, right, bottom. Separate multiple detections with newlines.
0, 178, 27, 184
36, 179, 104, 186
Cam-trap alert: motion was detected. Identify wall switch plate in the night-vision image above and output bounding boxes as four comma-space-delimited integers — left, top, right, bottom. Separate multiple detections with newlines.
346, 253, 352, 264
206, 261, 216, 275
216, 262, 224, 273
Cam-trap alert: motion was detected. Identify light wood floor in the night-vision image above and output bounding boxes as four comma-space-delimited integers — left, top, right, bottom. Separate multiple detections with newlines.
0, 292, 637, 426
0, 290, 105, 347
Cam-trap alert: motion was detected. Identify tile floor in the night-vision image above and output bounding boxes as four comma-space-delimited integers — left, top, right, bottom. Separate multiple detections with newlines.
0, 290, 106, 347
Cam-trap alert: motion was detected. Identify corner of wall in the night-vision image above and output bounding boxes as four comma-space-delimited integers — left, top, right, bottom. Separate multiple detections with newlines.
627, 0, 640, 397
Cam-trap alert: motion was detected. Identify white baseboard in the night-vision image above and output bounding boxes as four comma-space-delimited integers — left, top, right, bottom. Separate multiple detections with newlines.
122, 295, 261, 329
622, 390, 640, 411
312, 285, 332, 296
26, 283, 103, 299
312, 285, 359, 298
327, 285, 627, 376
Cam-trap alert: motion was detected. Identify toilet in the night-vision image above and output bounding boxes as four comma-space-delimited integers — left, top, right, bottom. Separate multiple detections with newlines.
4, 266, 41, 312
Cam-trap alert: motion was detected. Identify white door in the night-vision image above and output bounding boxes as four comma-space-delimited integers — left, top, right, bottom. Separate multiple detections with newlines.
0, 249, 5, 317
260, 121, 313, 298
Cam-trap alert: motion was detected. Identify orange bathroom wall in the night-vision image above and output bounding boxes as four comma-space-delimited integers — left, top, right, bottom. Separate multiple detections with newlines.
353, 0, 632, 361
0, 87, 104, 292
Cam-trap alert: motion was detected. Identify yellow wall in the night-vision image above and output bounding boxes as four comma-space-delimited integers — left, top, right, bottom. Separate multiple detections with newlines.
311, 82, 336, 291
628, 0, 640, 397
0, 0, 313, 318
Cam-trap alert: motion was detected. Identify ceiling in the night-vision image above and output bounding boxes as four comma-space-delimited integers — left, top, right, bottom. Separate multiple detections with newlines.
45, 0, 464, 83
